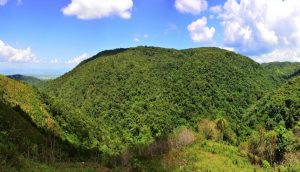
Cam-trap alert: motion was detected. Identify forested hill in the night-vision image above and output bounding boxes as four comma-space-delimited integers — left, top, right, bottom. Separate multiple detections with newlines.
7, 74, 42, 85
246, 74, 300, 130
0, 75, 64, 138
0, 75, 82, 170
1, 47, 299, 171
262, 62, 300, 80
0, 99, 58, 170
39, 46, 284, 155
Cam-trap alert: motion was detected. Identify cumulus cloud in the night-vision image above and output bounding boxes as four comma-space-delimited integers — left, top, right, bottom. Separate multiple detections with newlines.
62, 0, 133, 20
219, 0, 300, 56
0, 40, 37, 63
175, 0, 208, 15
0, 0, 8, 6
66, 53, 89, 64
187, 17, 215, 42
254, 49, 300, 63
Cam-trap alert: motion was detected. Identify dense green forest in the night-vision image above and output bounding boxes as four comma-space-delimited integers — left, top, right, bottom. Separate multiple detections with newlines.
262, 62, 300, 84
1, 47, 299, 171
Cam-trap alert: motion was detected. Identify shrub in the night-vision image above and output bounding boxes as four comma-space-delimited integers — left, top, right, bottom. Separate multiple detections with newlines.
223, 126, 237, 145
198, 119, 219, 141
198, 118, 237, 144
246, 125, 297, 165
169, 127, 196, 149
262, 160, 270, 168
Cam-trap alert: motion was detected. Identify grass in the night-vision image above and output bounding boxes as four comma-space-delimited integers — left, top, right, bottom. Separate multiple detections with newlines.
159, 140, 263, 172
4, 159, 110, 172
157, 139, 300, 172
194, 141, 262, 172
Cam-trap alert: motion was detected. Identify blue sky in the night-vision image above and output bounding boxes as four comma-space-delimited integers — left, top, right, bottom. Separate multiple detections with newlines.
1, 0, 300, 75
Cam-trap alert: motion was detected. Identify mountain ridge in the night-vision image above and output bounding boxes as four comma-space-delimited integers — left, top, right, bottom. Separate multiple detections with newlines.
39, 47, 283, 155
1, 47, 300, 171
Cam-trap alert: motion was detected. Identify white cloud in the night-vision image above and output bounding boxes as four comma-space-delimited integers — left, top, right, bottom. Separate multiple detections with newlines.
0, 40, 37, 63
175, 0, 208, 15
254, 49, 300, 63
62, 0, 133, 20
219, 0, 300, 55
209, 5, 222, 13
187, 17, 215, 42
0, 0, 8, 6
50, 58, 59, 64
220, 46, 235, 52
66, 53, 89, 64
133, 33, 149, 43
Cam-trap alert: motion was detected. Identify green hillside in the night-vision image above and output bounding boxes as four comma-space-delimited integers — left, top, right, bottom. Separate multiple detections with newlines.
0, 76, 104, 171
0, 98, 71, 171
7, 74, 42, 85
0, 99, 46, 170
0, 98, 109, 172
39, 47, 283, 156
1, 47, 300, 171
262, 62, 300, 81
0, 75, 60, 134
246, 75, 300, 130
242, 75, 300, 166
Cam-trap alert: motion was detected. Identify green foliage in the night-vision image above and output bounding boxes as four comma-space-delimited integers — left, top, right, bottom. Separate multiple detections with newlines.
262, 62, 300, 80
246, 125, 297, 165
216, 118, 226, 141
162, 140, 264, 172
274, 125, 297, 156
0, 99, 64, 170
246, 75, 300, 130
198, 119, 219, 141
0, 75, 61, 134
39, 47, 283, 155
198, 118, 237, 144
2, 47, 300, 170
262, 160, 271, 168
0, 75, 83, 171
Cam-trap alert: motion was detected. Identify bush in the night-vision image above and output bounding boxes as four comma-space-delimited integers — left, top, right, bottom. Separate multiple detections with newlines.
262, 160, 270, 168
246, 125, 297, 165
198, 118, 237, 144
198, 119, 219, 141
169, 127, 196, 149
223, 126, 237, 145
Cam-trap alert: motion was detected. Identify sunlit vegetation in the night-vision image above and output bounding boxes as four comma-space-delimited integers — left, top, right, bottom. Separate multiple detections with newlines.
0, 99, 67, 171
40, 47, 284, 156
0, 75, 59, 133
1, 47, 300, 171
262, 62, 300, 80
244, 75, 300, 167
